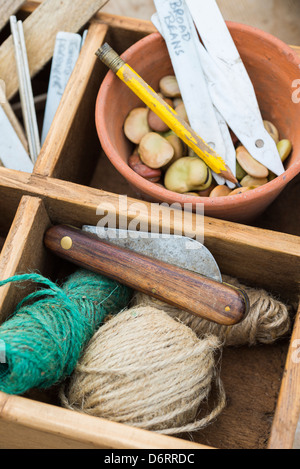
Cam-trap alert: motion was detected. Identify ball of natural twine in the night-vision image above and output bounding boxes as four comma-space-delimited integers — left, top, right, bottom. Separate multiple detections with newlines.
60, 306, 226, 435
133, 276, 291, 347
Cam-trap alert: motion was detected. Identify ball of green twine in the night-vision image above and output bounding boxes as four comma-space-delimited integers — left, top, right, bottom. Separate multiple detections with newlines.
0, 269, 132, 395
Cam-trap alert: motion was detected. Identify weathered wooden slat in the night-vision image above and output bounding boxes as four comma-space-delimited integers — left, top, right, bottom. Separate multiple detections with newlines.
21, 1, 300, 44
0, 196, 51, 320
0, 392, 208, 449
22, 1, 157, 34
268, 305, 300, 449
0, 0, 109, 99
0, 0, 25, 32
294, 421, 300, 449
0, 80, 28, 150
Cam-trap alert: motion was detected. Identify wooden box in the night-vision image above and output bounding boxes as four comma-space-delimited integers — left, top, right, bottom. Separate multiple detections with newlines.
0, 5, 299, 450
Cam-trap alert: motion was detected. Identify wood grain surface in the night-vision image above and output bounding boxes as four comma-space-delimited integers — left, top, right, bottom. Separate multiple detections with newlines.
0, 80, 28, 150
0, 392, 209, 449
268, 306, 300, 449
0, 196, 52, 322
0, 0, 25, 31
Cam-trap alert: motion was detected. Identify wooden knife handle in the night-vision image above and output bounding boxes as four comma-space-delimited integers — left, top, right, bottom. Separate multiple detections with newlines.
44, 225, 249, 326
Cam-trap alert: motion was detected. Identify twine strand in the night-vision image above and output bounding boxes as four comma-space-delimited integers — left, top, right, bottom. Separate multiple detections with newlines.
133, 276, 291, 347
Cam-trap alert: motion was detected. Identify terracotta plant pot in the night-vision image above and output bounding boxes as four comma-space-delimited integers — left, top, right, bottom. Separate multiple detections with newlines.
96, 25, 300, 223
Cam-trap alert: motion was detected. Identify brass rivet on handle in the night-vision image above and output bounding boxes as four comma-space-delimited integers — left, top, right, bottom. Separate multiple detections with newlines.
61, 236, 73, 250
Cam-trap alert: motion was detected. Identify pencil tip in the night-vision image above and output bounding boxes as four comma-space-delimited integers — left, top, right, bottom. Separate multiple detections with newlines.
221, 166, 239, 185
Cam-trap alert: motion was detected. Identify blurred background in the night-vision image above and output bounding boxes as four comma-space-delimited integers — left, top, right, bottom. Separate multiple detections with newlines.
102, 0, 300, 45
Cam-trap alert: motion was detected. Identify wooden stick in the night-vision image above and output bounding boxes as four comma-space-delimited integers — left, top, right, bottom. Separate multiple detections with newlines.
0, 0, 25, 32
0, 80, 28, 151
0, 390, 207, 449
0, 0, 109, 100
268, 303, 300, 449
294, 421, 300, 449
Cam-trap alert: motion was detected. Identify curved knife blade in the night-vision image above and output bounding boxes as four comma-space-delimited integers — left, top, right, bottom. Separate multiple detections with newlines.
82, 226, 222, 283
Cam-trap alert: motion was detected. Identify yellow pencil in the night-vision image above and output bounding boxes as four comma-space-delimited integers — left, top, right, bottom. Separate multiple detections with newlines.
96, 43, 238, 185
